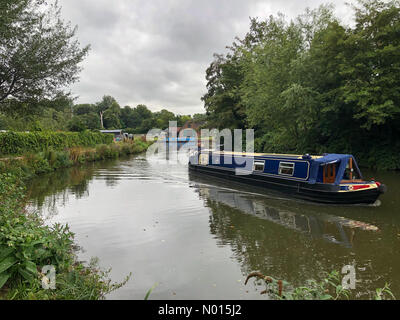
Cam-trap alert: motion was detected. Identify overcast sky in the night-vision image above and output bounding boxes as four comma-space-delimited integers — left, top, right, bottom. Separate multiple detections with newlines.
58, 0, 357, 115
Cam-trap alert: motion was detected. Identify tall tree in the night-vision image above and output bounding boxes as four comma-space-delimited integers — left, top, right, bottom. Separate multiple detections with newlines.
130, 104, 153, 131
103, 101, 121, 129
339, 0, 400, 129
176, 114, 192, 126
202, 1, 400, 169
153, 109, 176, 129
96, 95, 118, 129
120, 106, 135, 128
73, 104, 96, 116
0, 0, 90, 106
202, 53, 246, 130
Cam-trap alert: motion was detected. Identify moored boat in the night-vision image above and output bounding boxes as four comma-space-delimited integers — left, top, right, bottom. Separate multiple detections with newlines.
188, 151, 386, 204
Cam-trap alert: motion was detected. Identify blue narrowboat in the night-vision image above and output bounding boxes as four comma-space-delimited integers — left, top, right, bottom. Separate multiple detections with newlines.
188, 151, 387, 204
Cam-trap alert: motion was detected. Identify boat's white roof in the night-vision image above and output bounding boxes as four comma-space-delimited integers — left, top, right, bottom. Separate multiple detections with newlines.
205, 150, 322, 159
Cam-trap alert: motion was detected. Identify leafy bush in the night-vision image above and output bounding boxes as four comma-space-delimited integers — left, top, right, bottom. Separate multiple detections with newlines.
55, 151, 73, 169
24, 153, 52, 175
67, 117, 87, 132
0, 172, 74, 289
95, 144, 109, 160
121, 144, 132, 155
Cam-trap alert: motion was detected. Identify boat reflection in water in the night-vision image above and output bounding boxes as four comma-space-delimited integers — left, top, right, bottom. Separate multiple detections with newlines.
189, 173, 379, 249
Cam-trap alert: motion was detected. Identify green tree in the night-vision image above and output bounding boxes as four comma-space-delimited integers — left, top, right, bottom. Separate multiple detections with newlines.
154, 109, 176, 129
80, 113, 101, 130
0, 95, 73, 131
120, 106, 135, 128
96, 96, 118, 129
202, 53, 246, 130
120, 104, 161, 133
0, 113, 7, 130
67, 116, 86, 132
0, 0, 89, 105
202, 0, 400, 169
176, 114, 192, 127
192, 113, 208, 123
74, 104, 96, 116
140, 117, 157, 133
339, 0, 400, 129
103, 101, 121, 129
239, 14, 305, 152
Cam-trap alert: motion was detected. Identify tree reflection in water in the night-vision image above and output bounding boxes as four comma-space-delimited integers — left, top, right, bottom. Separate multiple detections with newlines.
26, 160, 122, 219
189, 172, 382, 297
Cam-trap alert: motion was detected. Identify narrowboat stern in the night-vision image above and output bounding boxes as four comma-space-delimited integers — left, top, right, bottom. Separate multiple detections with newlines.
188, 151, 386, 205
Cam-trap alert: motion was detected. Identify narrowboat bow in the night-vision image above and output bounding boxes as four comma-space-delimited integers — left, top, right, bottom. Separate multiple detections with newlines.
188, 151, 386, 204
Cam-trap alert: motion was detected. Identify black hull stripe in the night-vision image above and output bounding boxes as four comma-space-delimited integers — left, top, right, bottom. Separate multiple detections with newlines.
189, 164, 380, 204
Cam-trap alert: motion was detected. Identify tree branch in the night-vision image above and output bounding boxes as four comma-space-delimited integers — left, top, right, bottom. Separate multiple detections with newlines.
0, 73, 17, 102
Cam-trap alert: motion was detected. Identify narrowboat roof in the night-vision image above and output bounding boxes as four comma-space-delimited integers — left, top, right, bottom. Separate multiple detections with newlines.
312, 153, 352, 164
206, 150, 357, 163
208, 150, 323, 159
309, 153, 362, 185
203, 151, 362, 186
100, 129, 123, 134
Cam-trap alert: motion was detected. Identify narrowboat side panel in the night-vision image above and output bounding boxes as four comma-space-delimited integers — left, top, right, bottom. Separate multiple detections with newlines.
188, 152, 384, 205
197, 153, 311, 181
259, 157, 310, 180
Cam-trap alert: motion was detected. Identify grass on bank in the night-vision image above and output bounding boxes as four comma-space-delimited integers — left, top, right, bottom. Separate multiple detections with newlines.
0, 139, 151, 179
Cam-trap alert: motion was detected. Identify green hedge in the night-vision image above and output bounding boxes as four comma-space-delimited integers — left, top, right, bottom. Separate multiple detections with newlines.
0, 131, 114, 156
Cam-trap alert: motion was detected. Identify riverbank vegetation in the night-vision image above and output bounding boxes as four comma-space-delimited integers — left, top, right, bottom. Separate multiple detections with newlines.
0, 131, 114, 156
0, 1, 154, 300
0, 172, 130, 299
245, 270, 396, 300
0, 138, 151, 179
202, 0, 400, 170
0, 135, 150, 299
0, 136, 150, 299
0, 133, 151, 299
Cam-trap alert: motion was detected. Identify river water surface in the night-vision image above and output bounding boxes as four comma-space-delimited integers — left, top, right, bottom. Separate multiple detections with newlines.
27, 151, 400, 299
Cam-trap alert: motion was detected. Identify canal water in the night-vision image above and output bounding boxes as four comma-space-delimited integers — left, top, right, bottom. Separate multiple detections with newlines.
26, 150, 400, 299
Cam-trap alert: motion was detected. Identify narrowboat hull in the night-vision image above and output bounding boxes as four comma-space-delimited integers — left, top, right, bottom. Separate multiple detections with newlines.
188, 163, 382, 205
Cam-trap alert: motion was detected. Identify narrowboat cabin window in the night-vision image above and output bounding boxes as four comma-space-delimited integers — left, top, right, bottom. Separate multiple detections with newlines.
199, 153, 209, 166
322, 163, 337, 184
278, 162, 295, 176
342, 157, 362, 182
253, 160, 265, 172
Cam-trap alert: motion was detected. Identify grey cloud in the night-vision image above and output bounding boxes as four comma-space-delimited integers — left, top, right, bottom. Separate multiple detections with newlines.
59, 0, 353, 115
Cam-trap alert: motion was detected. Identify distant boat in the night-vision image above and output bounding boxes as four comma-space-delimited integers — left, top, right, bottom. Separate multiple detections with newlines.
163, 137, 196, 143
188, 151, 387, 205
